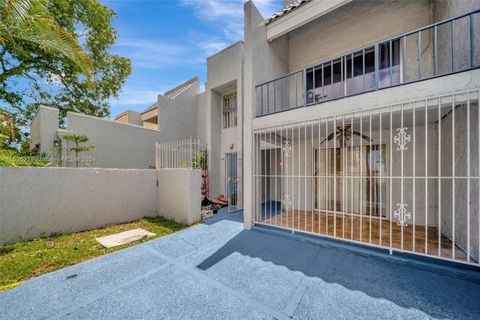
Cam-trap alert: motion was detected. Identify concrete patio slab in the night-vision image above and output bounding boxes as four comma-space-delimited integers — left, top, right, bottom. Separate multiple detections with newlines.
180, 229, 319, 312
0, 245, 167, 320
1, 208, 480, 320
61, 264, 274, 320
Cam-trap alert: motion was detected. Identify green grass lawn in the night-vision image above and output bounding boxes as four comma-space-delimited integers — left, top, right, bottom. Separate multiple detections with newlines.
0, 217, 189, 292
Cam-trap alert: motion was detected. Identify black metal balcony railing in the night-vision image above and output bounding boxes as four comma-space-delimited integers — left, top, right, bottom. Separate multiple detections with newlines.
256, 9, 480, 117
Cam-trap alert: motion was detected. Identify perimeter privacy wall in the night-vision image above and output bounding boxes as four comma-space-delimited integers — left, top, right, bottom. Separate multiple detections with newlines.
0, 167, 201, 244
30, 106, 199, 169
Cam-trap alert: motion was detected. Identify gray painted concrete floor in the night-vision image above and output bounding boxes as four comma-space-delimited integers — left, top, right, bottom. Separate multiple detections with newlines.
1, 209, 480, 320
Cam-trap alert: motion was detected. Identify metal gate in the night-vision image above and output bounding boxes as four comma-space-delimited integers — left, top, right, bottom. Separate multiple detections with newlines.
254, 89, 480, 267
226, 152, 241, 212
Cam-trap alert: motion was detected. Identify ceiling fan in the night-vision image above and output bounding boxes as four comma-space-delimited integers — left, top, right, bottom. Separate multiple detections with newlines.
320, 124, 372, 147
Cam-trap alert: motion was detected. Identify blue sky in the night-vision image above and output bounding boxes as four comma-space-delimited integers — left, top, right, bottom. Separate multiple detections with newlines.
102, 0, 282, 118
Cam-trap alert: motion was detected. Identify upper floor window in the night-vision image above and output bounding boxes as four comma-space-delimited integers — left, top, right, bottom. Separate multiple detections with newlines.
223, 93, 237, 129
306, 39, 401, 103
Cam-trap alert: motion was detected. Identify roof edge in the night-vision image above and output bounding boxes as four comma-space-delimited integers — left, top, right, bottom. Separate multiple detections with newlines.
162, 76, 199, 98
207, 40, 244, 60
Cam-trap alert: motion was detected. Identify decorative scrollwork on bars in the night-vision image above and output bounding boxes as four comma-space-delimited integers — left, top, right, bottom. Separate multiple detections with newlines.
394, 203, 411, 227
393, 127, 411, 151
282, 140, 292, 157
282, 194, 291, 212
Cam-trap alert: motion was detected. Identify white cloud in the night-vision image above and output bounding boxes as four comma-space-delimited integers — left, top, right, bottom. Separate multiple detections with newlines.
113, 38, 203, 70
181, 0, 281, 42
111, 88, 161, 107
189, 32, 230, 57
181, 0, 243, 20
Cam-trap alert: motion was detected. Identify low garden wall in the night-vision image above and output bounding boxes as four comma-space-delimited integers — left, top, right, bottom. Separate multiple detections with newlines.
157, 169, 203, 225
0, 167, 201, 244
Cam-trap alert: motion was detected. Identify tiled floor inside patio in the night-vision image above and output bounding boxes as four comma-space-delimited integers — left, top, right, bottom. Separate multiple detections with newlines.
263, 210, 468, 262
1, 208, 480, 320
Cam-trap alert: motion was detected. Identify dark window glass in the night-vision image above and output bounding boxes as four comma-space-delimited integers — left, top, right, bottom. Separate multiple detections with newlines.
314, 66, 322, 88
346, 55, 353, 78
392, 39, 400, 66
306, 68, 313, 91
332, 59, 342, 83
364, 47, 375, 73
380, 42, 390, 70
353, 51, 363, 76
323, 63, 332, 86
380, 40, 400, 70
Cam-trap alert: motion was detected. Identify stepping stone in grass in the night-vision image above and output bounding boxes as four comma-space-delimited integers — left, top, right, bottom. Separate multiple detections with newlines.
96, 228, 156, 248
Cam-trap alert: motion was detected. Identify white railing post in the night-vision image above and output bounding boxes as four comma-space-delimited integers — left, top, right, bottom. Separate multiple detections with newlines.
156, 138, 205, 170
155, 142, 159, 169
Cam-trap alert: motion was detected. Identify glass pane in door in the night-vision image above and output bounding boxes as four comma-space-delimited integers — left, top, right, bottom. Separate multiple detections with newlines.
314, 145, 386, 217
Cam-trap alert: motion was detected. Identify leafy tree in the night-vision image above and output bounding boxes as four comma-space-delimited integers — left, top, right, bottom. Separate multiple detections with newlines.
63, 133, 94, 168
0, 0, 93, 83
0, 107, 14, 146
0, 148, 50, 166
0, 0, 131, 134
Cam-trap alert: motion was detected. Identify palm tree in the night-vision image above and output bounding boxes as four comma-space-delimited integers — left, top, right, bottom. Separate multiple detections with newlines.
63, 133, 95, 168
0, 0, 93, 83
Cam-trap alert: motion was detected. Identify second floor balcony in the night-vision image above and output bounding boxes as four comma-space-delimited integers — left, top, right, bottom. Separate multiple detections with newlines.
255, 9, 480, 117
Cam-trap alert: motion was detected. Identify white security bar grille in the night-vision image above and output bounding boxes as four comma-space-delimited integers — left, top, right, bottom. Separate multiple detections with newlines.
253, 89, 480, 266
155, 138, 207, 169
226, 152, 241, 212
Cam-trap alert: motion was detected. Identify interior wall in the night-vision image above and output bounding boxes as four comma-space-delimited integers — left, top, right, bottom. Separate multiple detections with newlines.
261, 148, 282, 203
440, 100, 480, 261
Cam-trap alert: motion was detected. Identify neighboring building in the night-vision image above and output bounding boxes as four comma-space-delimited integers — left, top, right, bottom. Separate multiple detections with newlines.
31, 0, 480, 267
30, 77, 202, 169
114, 110, 142, 126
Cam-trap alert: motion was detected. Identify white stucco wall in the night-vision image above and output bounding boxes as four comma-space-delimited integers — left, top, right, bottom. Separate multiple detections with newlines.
30, 104, 201, 169
29, 106, 61, 155
0, 167, 158, 243
439, 99, 480, 261
287, 0, 432, 72
244, 0, 291, 228
206, 41, 244, 200
433, 0, 480, 20
66, 112, 167, 169
196, 92, 207, 146
157, 79, 199, 140
0, 167, 202, 244
157, 169, 202, 225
